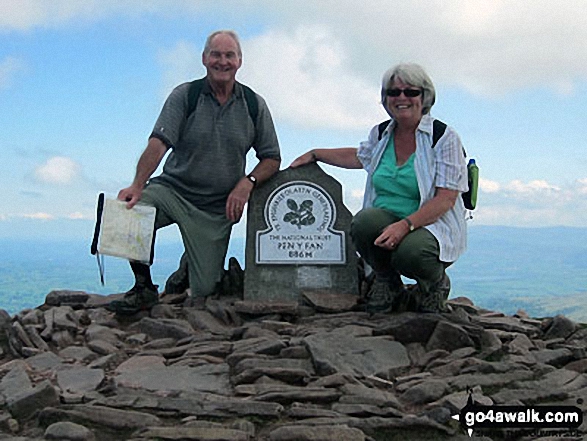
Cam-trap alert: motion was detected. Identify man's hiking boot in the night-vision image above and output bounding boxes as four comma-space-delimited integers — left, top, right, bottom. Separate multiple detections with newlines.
419, 273, 450, 313
364, 278, 402, 314
106, 284, 159, 316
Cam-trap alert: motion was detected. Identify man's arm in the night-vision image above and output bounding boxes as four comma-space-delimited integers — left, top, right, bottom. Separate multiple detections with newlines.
225, 157, 280, 222
118, 137, 169, 209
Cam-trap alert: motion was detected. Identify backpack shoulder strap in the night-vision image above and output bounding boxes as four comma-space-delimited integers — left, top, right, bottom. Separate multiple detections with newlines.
377, 119, 391, 141
187, 78, 206, 118
187, 78, 258, 128
432, 119, 447, 148
239, 82, 259, 124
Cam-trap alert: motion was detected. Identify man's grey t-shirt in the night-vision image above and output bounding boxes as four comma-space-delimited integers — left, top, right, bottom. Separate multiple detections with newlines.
149, 80, 280, 214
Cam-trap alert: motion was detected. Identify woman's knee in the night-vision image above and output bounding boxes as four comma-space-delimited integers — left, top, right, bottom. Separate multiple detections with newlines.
351, 208, 393, 240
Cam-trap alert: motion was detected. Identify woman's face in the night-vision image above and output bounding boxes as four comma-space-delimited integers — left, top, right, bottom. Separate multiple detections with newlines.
386, 78, 424, 123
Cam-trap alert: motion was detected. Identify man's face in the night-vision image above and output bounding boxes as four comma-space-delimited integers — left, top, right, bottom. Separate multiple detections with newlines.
202, 34, 242, 87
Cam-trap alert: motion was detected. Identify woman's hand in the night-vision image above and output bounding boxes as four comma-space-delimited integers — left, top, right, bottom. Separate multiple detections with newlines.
374, 221, 410, 250
290, 151, 317, 168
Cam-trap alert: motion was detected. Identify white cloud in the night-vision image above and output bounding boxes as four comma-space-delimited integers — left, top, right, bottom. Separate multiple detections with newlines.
471, 177, 587, 226
0, 56, 25, 90
67, 212, 91, 220
4, 1, 587, 99
241, 26, 385, 129
158, 40, 203, 99
22, 212, 54, 220
34, 156, 81, 185
505, 179, 561, 195
479, 178, 500, 194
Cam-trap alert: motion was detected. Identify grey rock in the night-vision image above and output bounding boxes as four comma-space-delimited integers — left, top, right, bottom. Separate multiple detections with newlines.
86, 339, 118, 355
374, 312, 441, 344
44, 421, 95, 441
39, 405, 161, 431
50, 330, 75, 348
58, 346, 98, 363
50, 306, 81, 332
472, 315, 540, 336
24, 325, 49, 351
19, 309, 43, 326
507, 333, 535, 355
401, 379, 449, 406
302, 290, 359, 313
142, 337, 177, 350
447, 370, 535, 391
331, 403, 402, 418
115, 364, 231, 395
84, 324, 124, 345
304, 331, 409, 377
231, 336, 286, 356
24, 351, 63, 372
338, 383, 402, 409
532, 348, 574, 367
234, 301, 298, 316
115, 355, 166, 373
491, 387, 568, 405
184, 309, 232, 336
56, 367, 105, 394
269, 424, 366, 441
135, 426, 249, 440
138, 317, 195, 340
543, 314, 577, 340
426, 321, 475, 352
7, 380, 59, 420
0, 366, 33, 401
233, 358, 314, 385
11, 322, 34, 348
45, 290, 89, 307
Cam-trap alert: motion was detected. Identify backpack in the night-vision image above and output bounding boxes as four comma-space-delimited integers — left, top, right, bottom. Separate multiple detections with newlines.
187, 78, 259, 126
376, 119, 478, 210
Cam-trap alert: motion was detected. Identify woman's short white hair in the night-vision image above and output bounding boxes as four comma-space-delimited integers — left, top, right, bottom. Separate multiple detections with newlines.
381, 63, 436, 115
203, 30, 242, 57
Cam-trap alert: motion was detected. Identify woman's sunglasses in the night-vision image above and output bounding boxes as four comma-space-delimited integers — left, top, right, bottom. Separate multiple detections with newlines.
386, 88, 423, 98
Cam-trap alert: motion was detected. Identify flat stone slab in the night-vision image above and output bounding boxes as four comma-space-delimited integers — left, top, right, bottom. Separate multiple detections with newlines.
57, 367, 105, 394
39, 405, 161, 431
115, 364, 231, 395
304, 331, 409, 377
302, 290, 358, 313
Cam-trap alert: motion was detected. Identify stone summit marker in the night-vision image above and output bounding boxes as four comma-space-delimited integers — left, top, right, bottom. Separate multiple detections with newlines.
244, 163, 358, 302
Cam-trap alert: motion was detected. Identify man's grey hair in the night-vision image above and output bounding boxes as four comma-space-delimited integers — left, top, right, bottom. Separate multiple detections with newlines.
203, 30, 242, 57
381, 63, 436, 115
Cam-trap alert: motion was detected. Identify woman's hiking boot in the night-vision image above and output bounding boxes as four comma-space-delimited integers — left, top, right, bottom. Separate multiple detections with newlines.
419, 273, 450, 313
364, 275, 404, 314
106, 284, 159, 315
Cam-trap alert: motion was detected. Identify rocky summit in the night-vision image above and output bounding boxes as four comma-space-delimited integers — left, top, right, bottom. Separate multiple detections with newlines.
1, 288, 587, 441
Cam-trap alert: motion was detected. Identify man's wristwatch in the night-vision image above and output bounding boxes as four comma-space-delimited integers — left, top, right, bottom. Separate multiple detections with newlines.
246, 174, 257, 187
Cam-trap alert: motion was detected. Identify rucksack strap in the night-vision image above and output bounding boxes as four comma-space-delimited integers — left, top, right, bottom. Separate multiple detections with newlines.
377, 118, 447, 148
431, 119, 447, 148
187, 78, 259, 124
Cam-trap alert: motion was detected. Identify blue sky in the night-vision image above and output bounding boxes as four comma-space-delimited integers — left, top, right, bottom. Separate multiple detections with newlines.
1, 0, 587, 242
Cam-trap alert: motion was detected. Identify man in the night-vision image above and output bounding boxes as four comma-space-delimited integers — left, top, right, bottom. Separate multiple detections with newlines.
107, 30, 281, 315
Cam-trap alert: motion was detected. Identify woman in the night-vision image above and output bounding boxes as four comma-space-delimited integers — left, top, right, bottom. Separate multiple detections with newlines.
290, 63, 468, 313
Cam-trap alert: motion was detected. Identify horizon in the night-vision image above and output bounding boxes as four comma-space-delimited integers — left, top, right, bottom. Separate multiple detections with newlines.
1, 1, 587, 242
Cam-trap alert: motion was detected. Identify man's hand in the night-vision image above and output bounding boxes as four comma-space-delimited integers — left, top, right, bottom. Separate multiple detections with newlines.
118, 184, 143, 209
226, 177, 254, 222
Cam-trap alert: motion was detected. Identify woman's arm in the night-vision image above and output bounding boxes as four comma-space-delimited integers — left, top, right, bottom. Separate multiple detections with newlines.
290, 148, 363, 169
374, 188, 459, 250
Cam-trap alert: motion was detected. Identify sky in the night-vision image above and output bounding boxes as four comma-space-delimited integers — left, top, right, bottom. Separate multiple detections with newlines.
1, 0, 587, 243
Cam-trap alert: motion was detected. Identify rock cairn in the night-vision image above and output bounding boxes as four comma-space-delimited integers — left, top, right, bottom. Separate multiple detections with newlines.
0, 288, 587, 441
